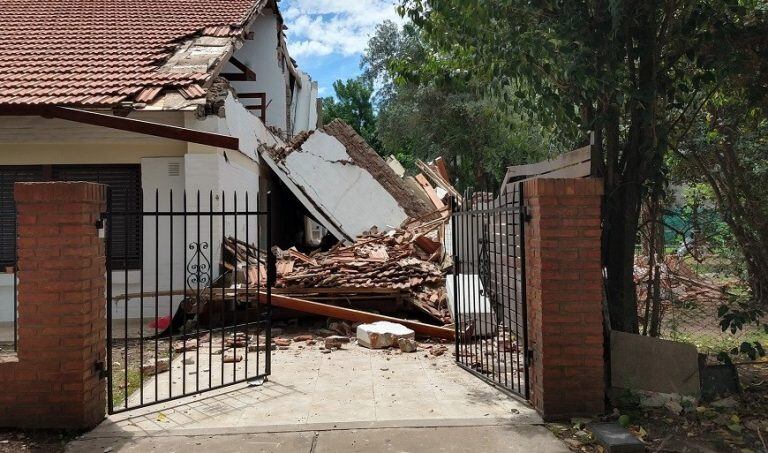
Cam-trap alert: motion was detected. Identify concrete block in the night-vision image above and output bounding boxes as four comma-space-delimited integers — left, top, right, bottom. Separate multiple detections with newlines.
446, 274, 497, 338
589, 423, 645, 453
398, 338, 417, 352
611, 331, 700, 397
357, 321, 415, 349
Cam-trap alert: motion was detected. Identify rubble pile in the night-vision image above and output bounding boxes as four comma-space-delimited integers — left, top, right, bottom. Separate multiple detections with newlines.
273, 225, 451, 323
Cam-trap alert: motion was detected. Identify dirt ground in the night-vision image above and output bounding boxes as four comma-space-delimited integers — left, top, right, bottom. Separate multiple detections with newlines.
0, 430, 74, 453
550, 361, 768, 453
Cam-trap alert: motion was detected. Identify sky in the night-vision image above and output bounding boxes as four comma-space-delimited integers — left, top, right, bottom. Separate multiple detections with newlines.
280, 0, 403, 98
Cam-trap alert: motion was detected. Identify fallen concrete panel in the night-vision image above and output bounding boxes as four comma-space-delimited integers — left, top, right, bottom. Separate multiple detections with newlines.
261, 148, 351, 242
611, 331, 700, 396
446, 274, 497, 338
325, 120, 434, 220
261, 130, 410, 241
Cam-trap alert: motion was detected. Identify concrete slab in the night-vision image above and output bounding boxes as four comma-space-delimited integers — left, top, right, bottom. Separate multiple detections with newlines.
356, 321, 415, 349
88, 340, 538, 439
67, 424, 569, 453
67, 431, 316, 453
313, 425, 569, 453
261, 131, 408, 241
611, 331, 700, 396
589, 422, 645, 453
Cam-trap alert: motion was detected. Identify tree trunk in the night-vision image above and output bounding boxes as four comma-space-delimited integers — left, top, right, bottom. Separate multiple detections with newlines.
603, 169, 643, 333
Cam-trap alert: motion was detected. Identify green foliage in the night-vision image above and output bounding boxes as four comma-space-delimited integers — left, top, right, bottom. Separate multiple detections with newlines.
397, 0, 768, 332
321, 77, 381, 152
363, 21, 561, 191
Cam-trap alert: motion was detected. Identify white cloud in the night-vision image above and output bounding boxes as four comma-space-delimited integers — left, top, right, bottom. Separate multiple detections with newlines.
282, 0, 404, 59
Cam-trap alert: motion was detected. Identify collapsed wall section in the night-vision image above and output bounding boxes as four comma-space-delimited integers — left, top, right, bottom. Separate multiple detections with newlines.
260, 120, 436, 242
322, 120, 434, 219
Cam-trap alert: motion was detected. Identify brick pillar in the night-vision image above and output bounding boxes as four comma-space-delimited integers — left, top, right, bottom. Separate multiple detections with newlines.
0, 182, 107, 429
523, 178, 605, 421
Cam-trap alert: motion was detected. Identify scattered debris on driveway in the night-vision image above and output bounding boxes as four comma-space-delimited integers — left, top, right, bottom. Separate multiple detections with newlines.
141, 358, 170, 377
398, 338, 418, 353
324, 335, 349, 350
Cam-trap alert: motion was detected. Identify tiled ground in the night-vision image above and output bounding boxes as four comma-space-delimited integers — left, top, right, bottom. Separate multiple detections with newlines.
91, 339, 538, 436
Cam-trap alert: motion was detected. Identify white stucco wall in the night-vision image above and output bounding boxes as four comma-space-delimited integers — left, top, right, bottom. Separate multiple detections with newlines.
270, 132, 409, 239
0, 104, 267, 326
224, 9, 288, 131
109, 151, 262, 327
290, 71, 319, 135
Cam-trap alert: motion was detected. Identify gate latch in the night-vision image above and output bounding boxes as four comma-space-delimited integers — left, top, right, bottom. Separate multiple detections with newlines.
95, 213, 107, 239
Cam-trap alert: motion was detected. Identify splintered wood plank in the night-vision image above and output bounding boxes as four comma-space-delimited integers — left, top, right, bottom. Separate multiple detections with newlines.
415, 173, 446, 210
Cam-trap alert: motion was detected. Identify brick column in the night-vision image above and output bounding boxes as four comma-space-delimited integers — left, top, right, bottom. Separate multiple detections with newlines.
0, 182, 107, 429
522, 178, 605, 421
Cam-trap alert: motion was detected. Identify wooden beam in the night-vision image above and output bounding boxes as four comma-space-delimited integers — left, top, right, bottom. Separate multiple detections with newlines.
260, 292, 455, 340
111, 288, 454, 339
0, 106, 240, 150
222, 56, 256, 81
415, 173, 446, 210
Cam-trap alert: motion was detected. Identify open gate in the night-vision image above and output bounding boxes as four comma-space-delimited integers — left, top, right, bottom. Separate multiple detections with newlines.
450, 182, 529, 399
104, 189, 273, 414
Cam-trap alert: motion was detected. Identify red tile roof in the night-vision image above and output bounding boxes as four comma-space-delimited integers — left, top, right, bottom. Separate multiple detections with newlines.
0, 0, 264, 106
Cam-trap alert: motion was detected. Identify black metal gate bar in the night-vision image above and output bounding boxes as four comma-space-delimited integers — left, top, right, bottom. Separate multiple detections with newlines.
105, 189, 273, 414
452, 182, 529, 399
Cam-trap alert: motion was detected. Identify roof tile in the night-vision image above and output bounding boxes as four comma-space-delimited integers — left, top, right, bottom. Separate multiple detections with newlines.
0, 0, 263, 106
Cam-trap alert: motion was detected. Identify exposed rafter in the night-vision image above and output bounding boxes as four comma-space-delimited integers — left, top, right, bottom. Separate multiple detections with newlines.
0, 106, 240, 151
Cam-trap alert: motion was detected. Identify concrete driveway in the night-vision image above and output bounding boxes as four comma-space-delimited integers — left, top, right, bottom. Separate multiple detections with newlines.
68, 341, 568, 452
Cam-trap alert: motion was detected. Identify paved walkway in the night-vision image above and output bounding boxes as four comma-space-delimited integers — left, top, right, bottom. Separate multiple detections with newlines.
67, 424, 568, 452
69, 341, 566, 452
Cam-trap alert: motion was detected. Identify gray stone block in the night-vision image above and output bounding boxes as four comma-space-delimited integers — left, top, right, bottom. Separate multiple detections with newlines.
611, 330, 700, 397
589, 423, 645, 453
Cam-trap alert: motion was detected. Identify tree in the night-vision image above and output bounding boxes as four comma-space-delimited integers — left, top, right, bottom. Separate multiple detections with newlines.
363, 21, 559, 190
321, 77, 380, 152
398, 0, 768, 332
673, 90, 768, 324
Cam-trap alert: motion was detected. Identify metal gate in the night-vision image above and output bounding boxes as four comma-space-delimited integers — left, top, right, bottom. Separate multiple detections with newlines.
104, 189, 273, 414
450, 182, 529, 399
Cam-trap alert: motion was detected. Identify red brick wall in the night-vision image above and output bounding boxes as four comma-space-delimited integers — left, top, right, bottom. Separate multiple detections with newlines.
523, 178, 605, 421
0, 182, 107, 429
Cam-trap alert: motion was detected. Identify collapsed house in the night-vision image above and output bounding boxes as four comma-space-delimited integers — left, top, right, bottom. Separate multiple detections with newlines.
0, 0, 464, 338
0, 0, 321, 326
213, 127, 460, 331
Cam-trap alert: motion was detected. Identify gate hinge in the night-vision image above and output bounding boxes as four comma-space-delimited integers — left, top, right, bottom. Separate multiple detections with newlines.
94, 360, 108, 379
522, 206, 532, 222
527, 348, 535, 363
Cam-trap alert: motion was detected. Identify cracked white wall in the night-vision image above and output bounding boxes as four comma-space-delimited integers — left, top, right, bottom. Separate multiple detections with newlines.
271, 131, 409, 239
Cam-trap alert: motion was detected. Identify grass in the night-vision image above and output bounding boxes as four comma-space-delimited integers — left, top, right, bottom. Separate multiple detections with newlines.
109, 338, 171, 409
110, 368, 143, 410
665, 327, 768, 357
